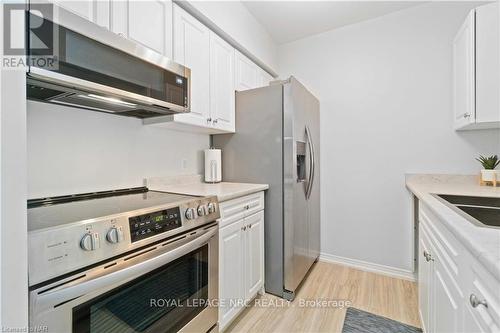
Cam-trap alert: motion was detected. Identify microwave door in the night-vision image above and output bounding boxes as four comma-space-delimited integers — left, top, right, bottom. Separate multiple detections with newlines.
26, 6, 190, 117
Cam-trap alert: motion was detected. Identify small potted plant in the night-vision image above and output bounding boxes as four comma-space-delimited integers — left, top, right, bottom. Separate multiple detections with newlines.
476, 155, 500, 182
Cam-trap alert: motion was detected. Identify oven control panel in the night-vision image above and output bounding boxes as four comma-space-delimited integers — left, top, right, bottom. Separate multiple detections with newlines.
129, 207, 181, 242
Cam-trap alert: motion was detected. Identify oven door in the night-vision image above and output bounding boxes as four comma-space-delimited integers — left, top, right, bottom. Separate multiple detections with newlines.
29, 224, 218, 333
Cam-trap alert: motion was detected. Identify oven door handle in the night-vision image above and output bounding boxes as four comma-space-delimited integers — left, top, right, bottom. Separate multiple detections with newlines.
35, 225, 217, 310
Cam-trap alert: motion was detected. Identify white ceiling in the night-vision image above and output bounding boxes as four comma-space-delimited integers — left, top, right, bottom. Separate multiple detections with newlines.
242, 1, 423, 44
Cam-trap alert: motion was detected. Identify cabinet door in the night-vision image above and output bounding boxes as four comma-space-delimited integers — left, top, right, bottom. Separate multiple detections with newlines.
210, 32, 235, 132
418, 226, 433, 333
453, 10, 475, 129
257, 68, 273, 88
94, 0, 110, 29
235, 50, 257, 91
54, 0, 94, 21
55, 1, 110, 28
432, 255, 461, 333
244, 211, 264, 300
128, 0, 172, 57
110, 0, 127, 36
463, 304, 488, 333
173, 5, 211, 127
219, 220, 244, 330
476, 2, 499, 124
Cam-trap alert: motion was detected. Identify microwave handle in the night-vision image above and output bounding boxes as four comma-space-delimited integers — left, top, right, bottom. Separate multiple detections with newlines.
35, 225, 217, 310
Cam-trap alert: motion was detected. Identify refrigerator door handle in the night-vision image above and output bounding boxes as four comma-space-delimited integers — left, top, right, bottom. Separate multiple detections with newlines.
305, 126, 315, 200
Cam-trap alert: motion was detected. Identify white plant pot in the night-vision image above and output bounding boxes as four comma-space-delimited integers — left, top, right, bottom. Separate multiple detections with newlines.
481, 169, 497, 182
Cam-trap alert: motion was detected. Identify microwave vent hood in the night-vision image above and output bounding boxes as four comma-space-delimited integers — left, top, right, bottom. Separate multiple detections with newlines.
26, 5, 190, 119
27, 78, 178, 119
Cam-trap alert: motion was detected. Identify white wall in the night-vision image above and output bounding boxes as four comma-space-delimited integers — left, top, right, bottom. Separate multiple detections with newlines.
27, 101, 210, 198
278, 2, 500, 274
180, 0, 278, 75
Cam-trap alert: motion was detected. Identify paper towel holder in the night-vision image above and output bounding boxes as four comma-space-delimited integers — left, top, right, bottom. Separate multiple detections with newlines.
204, 148, 222, 183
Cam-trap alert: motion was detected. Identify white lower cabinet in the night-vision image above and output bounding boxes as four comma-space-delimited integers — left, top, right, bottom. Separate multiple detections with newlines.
418, 204, 500, 333
432, 258, 461, 333
243, 211, 264, 299
418, 226, 433, 332
218, 193, 265, 331
219, 217, 245, 330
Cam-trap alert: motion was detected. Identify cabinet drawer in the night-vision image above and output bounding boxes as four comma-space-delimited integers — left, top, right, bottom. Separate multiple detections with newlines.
466, 261, 500, 332
219, 192, 264, 228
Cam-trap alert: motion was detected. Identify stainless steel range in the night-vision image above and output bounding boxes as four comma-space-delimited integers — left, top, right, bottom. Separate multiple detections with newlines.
27, 187, 219, 333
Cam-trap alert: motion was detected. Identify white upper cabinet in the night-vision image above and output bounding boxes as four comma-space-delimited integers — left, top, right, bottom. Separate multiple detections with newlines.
53, 1, 95, 21
148, 4, 236, 134
210, 32, 235, 132
53, 0, 110, 28
173, 4, 211, 127
475, 2, 499, 124
453, 10, 475, 129
453, 3, 500, 130
127, 0, 173, 57
257, 68, 274, 88
109, 0, 173, 58
57, 1, 273, 134
235, 50, 258, 91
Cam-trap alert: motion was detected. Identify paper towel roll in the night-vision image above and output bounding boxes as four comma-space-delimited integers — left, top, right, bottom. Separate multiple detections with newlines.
204, 149, 222, 183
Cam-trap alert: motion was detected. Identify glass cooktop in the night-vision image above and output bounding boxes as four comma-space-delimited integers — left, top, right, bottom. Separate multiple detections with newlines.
28, 188, 197, 232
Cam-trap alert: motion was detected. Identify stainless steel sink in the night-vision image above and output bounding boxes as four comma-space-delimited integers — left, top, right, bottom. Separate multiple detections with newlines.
434, 194, 500, 228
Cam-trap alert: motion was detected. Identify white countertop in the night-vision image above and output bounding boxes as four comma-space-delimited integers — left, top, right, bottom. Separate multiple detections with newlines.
146, 174, 269, 202
406, 174, 500, 280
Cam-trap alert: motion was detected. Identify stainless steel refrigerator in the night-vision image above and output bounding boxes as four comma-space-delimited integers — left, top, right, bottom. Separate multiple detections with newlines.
213, 76, 320, 300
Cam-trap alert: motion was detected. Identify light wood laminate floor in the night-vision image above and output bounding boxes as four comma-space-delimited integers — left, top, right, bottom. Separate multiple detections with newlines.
226, 261, 420, 333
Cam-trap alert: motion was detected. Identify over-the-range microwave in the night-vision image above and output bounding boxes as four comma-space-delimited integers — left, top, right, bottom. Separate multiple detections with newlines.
26, 2, 190, 118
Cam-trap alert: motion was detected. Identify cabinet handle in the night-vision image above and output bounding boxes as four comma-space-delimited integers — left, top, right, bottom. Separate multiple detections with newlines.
423, 250, 433, 262
463, 113, 471, 118
213, 119, 218, 124
241, 226, 247, 231
470, 294, 488, 308
207, 117, 212, 123
244, 205, 250, 210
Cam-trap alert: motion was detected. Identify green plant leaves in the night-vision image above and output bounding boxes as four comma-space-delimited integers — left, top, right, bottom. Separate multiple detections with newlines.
476, 155, 500, 170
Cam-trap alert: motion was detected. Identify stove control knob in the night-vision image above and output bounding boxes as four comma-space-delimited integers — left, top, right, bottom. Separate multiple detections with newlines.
197, 205, 207, 216
80, 232, 100, 251
185, 208, 197, 220
106, 226, 124, 244
207, 202, 217, 214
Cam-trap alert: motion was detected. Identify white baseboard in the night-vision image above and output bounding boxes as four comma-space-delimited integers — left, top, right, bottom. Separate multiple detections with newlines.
319, 252, 416, 282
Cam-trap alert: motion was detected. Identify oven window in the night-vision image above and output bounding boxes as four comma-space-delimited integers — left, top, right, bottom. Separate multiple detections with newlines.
73, 245, 208, 333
